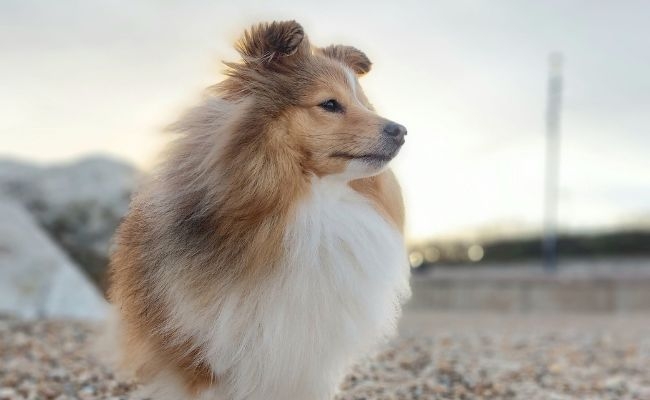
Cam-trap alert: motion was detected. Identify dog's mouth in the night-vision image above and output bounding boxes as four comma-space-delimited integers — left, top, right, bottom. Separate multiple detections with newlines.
331, 151, 397, 164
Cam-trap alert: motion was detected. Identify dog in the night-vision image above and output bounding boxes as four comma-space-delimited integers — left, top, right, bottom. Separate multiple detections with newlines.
107, 20, 411, 400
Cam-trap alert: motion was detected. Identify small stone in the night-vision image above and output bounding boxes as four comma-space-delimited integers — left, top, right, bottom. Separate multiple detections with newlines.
0, 388, 16, 400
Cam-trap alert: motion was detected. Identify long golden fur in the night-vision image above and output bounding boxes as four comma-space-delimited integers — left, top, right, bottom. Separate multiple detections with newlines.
108, 20, 408, 398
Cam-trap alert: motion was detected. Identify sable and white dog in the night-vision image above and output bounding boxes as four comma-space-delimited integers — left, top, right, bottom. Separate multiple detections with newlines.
108, 20, 411, 400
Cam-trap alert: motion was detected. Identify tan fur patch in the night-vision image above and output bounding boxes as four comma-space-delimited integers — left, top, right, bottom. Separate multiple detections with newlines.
350, 170, 405, 233
107, 207, 216, 394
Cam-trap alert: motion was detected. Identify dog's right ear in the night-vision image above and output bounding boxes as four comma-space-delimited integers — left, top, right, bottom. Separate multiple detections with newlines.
235, 21, 308, 66
320, 45, 372, 76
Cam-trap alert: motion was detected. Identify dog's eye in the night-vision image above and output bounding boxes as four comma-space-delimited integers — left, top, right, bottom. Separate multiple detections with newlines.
319, 99, 343, 113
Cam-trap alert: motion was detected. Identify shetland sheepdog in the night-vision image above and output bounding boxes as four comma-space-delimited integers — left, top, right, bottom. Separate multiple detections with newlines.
107, 20, 410, 400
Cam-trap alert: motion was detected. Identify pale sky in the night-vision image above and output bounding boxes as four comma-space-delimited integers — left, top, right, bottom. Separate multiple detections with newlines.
2, 0, 649, 241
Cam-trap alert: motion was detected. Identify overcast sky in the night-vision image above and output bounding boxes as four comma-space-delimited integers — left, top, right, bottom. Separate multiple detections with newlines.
2, 0, 649, 241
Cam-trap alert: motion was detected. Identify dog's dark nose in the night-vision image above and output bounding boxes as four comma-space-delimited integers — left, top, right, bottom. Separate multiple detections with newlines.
383, 122, 407, 144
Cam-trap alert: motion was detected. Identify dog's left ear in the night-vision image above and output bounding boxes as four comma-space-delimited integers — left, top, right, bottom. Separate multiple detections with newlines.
320, 45, 372, 76
236, 20, 309, 66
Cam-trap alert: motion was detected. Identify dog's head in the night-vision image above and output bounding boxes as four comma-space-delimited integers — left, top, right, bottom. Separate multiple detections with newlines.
221, 20, 406, 180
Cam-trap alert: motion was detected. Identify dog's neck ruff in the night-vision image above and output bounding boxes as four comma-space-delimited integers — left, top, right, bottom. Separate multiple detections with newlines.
153, 175, 410, 400
249, 175, 411, 399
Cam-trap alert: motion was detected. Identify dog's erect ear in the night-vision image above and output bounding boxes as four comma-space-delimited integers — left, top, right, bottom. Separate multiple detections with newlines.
235, 21, 308, 66
321, 45, 372, 75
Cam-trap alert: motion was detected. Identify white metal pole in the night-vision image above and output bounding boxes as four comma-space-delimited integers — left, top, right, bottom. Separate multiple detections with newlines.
543, 52, 563, 272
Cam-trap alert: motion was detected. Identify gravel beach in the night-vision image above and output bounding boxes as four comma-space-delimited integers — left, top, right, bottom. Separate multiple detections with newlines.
1, 312, 649, 400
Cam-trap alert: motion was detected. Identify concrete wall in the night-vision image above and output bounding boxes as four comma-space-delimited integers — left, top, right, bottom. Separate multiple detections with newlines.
407, 260, 650, 313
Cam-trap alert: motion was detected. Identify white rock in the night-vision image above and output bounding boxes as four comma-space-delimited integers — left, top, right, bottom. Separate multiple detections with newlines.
0, 156, 137, 284
0, 198, 107, 319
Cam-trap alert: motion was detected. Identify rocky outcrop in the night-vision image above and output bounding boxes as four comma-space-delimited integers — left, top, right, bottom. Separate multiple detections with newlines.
0, 199, 107, 319
0, 156, 138, 288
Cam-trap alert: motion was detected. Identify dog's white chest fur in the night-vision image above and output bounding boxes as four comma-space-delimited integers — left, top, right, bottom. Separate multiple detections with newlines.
164, 177, 410, 400
237, 177, 409, 399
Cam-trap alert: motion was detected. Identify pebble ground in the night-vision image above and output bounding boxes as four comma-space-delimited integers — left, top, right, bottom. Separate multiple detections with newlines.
1, 312, 649, 400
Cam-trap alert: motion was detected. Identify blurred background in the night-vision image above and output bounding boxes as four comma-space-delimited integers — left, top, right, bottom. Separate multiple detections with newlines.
2, 0, 649, 278
1, 1, 650, 398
